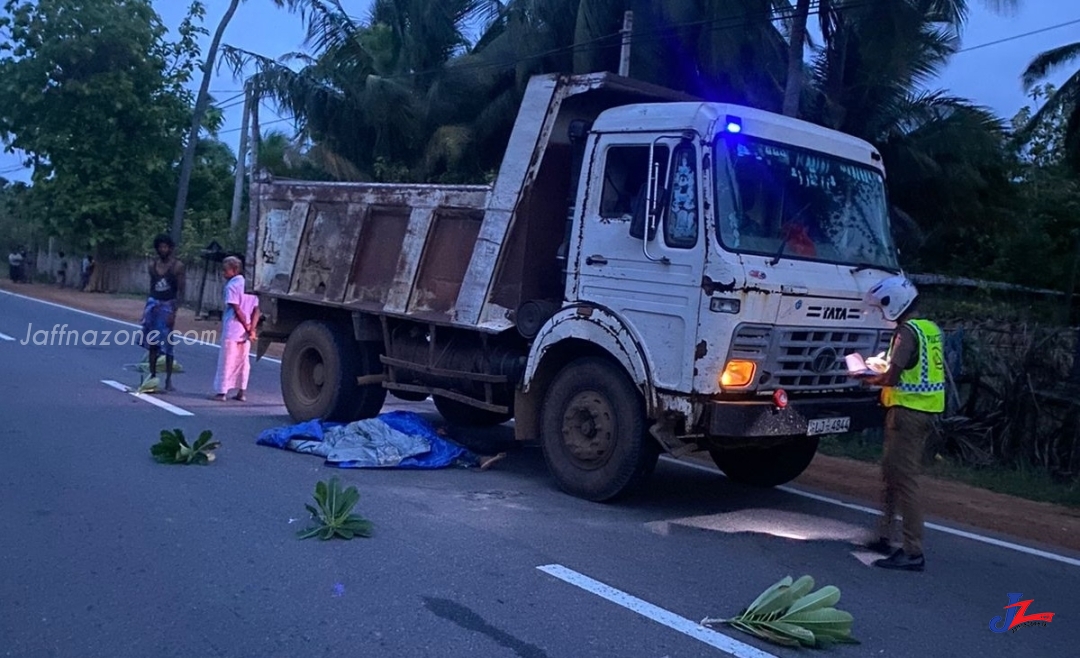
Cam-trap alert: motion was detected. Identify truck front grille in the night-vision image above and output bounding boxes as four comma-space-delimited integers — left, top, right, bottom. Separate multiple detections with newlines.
730, 324, 892, 392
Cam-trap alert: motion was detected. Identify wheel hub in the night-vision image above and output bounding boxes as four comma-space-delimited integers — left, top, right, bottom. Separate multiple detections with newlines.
560, 391, 615, 468
297, 348, 326, 402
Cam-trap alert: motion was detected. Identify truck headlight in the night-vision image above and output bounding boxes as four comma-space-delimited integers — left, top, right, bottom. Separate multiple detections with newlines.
721, 360, 756, 388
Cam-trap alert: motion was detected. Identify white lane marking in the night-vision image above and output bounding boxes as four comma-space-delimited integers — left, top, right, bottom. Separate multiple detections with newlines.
661, 455, 1080, 568
537, 564, 779, 658
0, 289, 282, 363
0, 331, 14, 341
102, 380, 194, 416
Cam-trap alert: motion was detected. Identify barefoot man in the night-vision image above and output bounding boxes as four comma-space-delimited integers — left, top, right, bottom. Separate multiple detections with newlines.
141, 234, 185, 392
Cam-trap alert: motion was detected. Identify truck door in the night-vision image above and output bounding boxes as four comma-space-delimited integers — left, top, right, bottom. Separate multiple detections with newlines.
573, 133, 704, 392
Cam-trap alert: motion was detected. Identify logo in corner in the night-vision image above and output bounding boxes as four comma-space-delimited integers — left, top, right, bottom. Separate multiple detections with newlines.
989, 593, 1055, 633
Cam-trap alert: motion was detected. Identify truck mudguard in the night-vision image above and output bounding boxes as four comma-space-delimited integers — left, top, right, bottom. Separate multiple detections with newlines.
523, 304, 656, 409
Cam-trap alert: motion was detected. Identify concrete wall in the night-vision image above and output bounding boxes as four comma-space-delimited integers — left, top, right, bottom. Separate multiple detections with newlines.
31, 250, 228, 312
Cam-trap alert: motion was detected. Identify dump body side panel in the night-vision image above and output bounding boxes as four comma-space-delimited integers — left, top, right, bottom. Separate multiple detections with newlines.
249, 72, 697, 335
250, 180, 490, 325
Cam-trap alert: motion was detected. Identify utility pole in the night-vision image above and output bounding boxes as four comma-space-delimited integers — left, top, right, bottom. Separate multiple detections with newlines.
229, 82, 252, 230
170, 0, 242, 246
618, 11, 633, 77
250, 90, 261, 175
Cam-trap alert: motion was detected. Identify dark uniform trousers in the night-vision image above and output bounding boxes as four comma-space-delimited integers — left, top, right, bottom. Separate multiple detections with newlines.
876, 405, 935, 555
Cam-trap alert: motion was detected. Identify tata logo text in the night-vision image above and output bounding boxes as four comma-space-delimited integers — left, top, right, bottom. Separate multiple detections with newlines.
989, 593, 1055, 633
823, 307, 848, 320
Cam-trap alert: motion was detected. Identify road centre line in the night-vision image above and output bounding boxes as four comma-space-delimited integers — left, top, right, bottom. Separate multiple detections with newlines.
10, 289, 1080, 567
0, 289, 282, 363
102, 380, 194, 417
0, 331, 14, 341
537, 564, 779, 658
662, 456, 1080, 568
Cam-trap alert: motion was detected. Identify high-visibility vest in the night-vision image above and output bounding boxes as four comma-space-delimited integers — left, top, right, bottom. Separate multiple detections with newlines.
881, 318, 945, 413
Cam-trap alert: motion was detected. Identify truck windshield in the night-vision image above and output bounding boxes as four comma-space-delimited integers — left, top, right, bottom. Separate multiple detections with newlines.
714, 135, 899, 270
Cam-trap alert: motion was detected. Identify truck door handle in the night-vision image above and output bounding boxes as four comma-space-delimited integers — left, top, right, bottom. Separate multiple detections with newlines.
586, 255, 608, 266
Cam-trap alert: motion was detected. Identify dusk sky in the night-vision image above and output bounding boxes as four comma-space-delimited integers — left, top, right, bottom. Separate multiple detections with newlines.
1, 0, 1076, 185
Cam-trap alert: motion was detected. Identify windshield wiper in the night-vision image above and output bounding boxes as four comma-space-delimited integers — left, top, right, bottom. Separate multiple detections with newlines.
850, 262, 900, 274
768, 237, 789, 266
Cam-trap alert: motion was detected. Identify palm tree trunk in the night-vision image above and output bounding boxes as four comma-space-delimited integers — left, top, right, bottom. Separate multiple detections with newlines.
782, 0, 812, 118
170, 0, 242, 246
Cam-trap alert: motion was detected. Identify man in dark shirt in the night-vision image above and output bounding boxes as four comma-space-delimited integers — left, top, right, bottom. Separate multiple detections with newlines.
140, 234, 186, 392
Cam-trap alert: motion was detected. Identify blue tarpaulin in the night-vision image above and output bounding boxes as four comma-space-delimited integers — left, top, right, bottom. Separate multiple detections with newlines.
256, 411, 474, 469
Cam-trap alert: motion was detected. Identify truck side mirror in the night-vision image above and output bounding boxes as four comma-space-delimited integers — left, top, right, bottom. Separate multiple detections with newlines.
626, 186, 648, 238
631, 187, 668, 242
630, 159, 666, 242
650, 185, 670, 240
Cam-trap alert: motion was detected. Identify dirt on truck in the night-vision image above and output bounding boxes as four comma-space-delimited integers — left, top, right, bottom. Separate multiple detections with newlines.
248, 71, 902, 502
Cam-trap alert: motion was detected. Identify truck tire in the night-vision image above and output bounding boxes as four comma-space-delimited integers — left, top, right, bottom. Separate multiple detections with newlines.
539, 357, 659, 502
433, 395, 512, 427
281, 320, 385, 422
708, 437, 819, 488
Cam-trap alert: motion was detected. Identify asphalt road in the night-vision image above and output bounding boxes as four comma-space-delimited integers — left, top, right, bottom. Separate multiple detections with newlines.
0, 289, 1077, 658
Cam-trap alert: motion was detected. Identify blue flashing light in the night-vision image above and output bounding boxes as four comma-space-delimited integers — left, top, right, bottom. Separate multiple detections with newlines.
725, 115, 742, 133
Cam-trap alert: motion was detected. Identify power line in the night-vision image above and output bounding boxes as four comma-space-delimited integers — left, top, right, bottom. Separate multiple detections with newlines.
219, 116, 293, 135
955, 16, 1080, 55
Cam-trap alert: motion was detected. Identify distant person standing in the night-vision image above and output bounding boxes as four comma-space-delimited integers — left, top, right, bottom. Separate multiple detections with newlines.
8, 248, 23, 282
80, 255, 94, 290
140, 234, 185, 392
56, 251, 67, 287
212, 256, 259, 402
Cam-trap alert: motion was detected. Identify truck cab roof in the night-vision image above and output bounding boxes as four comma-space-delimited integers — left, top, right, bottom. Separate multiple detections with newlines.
590, 101, 886, 175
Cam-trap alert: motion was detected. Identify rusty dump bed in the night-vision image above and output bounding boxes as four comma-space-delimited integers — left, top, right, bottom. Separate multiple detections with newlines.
247, 72, 697, 333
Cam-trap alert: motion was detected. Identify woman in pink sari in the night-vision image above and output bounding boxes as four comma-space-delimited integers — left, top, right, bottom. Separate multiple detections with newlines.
212, 256, 259, 401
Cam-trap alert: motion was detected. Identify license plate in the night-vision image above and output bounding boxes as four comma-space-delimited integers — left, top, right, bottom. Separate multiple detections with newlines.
807, 417, 850, 436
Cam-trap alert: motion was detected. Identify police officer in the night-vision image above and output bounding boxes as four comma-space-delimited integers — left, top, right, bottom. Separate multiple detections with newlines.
858, 275, 945, 572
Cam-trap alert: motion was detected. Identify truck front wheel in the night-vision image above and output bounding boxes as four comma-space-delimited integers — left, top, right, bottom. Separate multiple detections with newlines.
281, 320, 386, 422
540, 357, 658, 502
708, 437, 819, 488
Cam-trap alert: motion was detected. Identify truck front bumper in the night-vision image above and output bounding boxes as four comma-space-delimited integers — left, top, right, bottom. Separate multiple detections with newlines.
705, 394, 883, 441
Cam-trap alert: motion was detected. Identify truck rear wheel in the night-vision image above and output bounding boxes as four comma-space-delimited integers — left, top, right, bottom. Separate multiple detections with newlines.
708, 437, 819, 488
433, 395, 512, 427
281, 320, 386, 422
540, 357, 658, 502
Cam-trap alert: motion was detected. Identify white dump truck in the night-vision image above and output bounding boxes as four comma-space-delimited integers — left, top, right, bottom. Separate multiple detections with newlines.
246, 71, 899, 501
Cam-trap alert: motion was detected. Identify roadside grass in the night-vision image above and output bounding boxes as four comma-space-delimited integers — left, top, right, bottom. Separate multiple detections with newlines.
819, 433, 1080, 509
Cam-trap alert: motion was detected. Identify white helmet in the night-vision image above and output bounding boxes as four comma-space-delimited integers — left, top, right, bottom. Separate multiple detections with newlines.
866, 275, 918, 322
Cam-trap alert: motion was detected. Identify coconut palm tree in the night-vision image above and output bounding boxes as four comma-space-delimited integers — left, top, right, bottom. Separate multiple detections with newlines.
803, 0, 1015, 266
1021, 40, 1080, 171
782, 0, 1019, 119
172, 0, 303, 244
221, 0, 499, 181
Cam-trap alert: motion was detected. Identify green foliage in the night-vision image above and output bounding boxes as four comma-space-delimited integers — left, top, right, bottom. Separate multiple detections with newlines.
0, 0, 241, 259
150, 428, 220, 465
0, 0, 195, 256
135, 354, 186, 374
1020, 40, 1080, 173
297, 477, 373, 540
702, 575, 858, 649
137, 376, 162, 394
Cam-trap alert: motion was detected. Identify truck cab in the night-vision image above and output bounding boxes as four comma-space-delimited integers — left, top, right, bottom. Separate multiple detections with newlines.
523, 98, 898, 496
